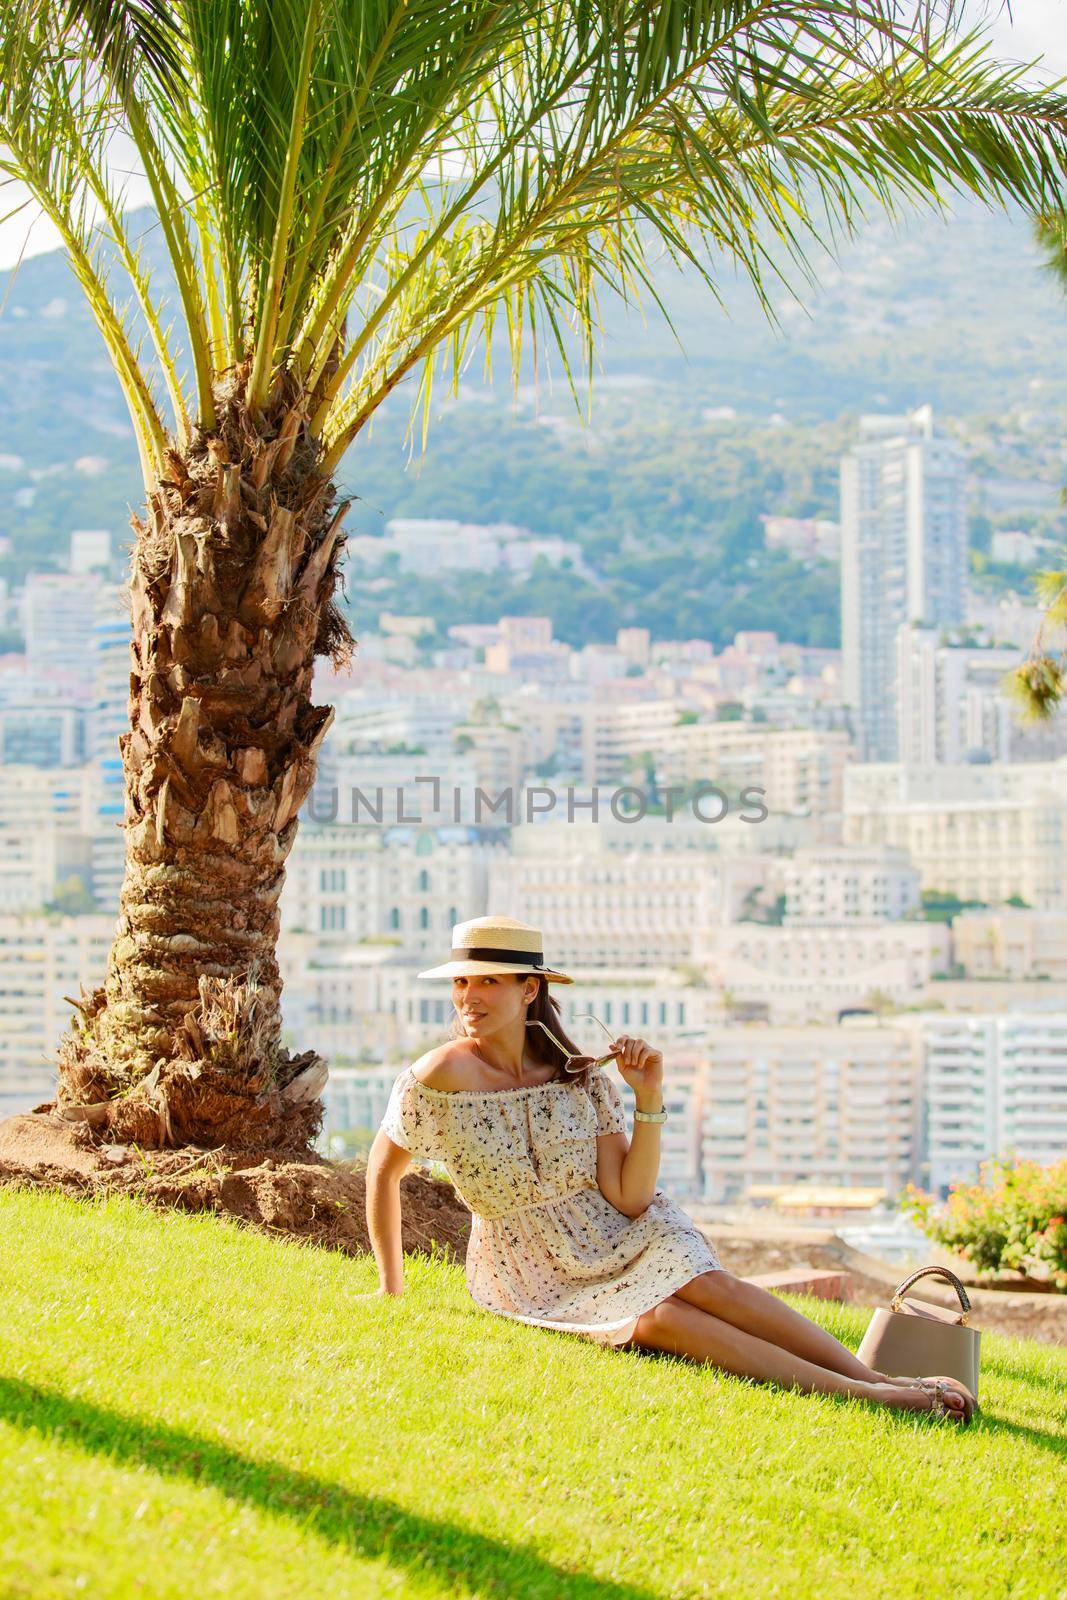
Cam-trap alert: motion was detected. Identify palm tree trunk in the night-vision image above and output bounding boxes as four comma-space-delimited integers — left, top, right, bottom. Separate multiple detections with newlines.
56, 363, 354, 1149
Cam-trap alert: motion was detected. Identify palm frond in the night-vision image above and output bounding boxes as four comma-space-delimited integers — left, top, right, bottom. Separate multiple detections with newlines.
319, 17, 1067, 464
1033, 206, 1067, 290
32, 0, 183, 92
5, 0, 1067, 467
0, 20, 170, 480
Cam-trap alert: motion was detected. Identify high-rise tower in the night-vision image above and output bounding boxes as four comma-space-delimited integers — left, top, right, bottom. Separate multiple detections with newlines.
840, 404, 967, 761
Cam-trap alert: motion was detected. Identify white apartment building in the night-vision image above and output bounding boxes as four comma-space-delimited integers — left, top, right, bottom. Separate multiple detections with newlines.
326, 691, 466, 755
485, 617, 572, 681
761, 516, 842, 561
313, 748, 482, 826
0, 699, 84, 766
896, 623, 1028, 764
499, 698, 856, 808
654, 724, 854, 821
0, 828, 93, 913
319, 1063, 407, 1154
69, 529, 112, 575
0, 914, 114, 1114
278, 936, 429, 1063
22, 573, 103, 673
923, 1013, 1067, 1193
279, 823, 500, 948
695, 1018, 922, 1202
781, 846, 921, 924
691, 921, 951, 1024
557, 970, 723, 1049
490, 820, 770, 966
990, 529, 1046, 567
90, 604, 134, 911
0, 765, 96, 911
448, 721, 526, 797
347, 518, 516, 572
843, 759, 1067, 908
585, 698, 688, 784
841, 406, 967, 761
952, 908, 1067, 981
346, 519, 582, 577
0, 763, 96, 832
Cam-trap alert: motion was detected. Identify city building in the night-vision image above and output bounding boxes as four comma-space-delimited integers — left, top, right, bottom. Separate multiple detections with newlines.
490, 819, 770, 967
761, 515, 841, 561
345, 518, 583, 577
21, 573, 103, 674
691, 920, 950, 1024
695, 1017, 922, 1203
896, 623, 1032, 764
0, 914, 113, 1114
951, 908, 1067, 981
89, 594, 135, 912
922, 1013, 1067, 1194
840, 405, 967, 761
653, 724, 854, 823
0, 697, 84, 766
781, 846, 920, 925
279, 823, 501, 947
843, 758, 1067, 908
69, 528, 112, 576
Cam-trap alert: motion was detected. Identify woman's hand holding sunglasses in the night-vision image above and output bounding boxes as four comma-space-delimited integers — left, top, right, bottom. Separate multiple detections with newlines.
527, 1013, 664, 1104
606, 1035, 664, 1104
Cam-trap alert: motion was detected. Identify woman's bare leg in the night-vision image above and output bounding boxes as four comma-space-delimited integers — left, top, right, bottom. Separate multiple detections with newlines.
628, 1295, 968, 1416
671, 1271, 975, 1413
673, 1270, 881, 1382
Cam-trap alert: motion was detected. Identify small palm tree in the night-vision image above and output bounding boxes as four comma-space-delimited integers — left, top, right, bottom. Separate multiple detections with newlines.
2, 0, 1066, 1149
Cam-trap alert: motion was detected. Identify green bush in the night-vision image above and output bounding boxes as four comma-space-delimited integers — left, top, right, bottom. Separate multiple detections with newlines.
901, 1157, 1067, 1290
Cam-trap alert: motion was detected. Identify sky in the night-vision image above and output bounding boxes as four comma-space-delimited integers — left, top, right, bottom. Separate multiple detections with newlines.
0, 0, 1065, 273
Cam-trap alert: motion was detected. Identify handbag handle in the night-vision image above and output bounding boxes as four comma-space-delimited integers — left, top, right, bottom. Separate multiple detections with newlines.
891, 1265, 972, 1319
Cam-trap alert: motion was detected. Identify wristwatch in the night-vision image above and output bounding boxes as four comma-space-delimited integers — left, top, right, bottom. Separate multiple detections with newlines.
633, 1104, 667, 1123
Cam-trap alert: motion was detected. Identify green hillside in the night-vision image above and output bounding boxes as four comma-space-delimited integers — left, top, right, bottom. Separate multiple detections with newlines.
1, 196, 1064, 646
0, 1187, 1064, 1599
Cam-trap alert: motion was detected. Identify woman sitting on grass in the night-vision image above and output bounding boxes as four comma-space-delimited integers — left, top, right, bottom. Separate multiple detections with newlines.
365, 916, 978, 1425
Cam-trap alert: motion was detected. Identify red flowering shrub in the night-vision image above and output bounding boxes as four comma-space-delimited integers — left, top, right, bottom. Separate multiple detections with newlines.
901, 1156, 1067, 1290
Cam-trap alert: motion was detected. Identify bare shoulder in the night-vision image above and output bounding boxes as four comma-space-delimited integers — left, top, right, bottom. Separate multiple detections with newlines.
410, 1042, 478, 1091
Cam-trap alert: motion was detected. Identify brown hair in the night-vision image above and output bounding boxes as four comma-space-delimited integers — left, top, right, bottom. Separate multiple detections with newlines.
446, 974, 597, 1087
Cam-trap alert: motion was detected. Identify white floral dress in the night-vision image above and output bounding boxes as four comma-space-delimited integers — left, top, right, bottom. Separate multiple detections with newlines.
379, 1063, 723, 1347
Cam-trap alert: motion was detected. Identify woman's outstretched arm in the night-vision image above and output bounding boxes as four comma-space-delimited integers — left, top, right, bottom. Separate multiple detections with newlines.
365, 1132, 411, 1295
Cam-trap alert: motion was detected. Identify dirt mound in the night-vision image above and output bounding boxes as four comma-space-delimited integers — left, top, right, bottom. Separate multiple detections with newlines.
0, 1107, 471, 1264
712, 1230, 1067, 1346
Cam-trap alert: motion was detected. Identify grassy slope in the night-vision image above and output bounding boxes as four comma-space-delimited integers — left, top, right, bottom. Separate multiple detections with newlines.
0, 1187, 1063, 1600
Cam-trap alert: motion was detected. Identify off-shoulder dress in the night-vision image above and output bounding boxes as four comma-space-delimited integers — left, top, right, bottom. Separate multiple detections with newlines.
379, 1062, 723, 1347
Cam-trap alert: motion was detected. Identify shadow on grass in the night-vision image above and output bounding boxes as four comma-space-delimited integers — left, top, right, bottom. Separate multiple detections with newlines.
975, 1414, 1067, 1457
0, 1377, 657, 1598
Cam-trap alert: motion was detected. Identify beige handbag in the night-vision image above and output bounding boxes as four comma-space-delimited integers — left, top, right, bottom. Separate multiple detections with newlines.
856, 1266, 981, 1399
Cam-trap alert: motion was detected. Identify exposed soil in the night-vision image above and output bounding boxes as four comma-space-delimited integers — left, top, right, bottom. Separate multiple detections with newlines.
707, 1227, 1067, 1347
2, 1108, 1063, 1346
0, 1107, 471, 1264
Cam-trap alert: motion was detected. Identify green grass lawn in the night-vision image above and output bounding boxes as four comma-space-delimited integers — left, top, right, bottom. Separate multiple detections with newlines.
0, 1186, 1064, 1600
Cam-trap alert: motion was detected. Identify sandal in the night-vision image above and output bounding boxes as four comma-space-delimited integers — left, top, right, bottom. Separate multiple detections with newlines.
905, 1375, 974, 1426
888, 1373, 980, 1423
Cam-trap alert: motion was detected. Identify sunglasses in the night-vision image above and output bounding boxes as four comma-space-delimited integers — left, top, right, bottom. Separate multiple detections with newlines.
525, 1010, 620, 1071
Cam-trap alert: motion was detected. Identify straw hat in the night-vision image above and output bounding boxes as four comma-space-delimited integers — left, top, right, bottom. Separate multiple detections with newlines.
417, 915, 573, 984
